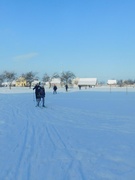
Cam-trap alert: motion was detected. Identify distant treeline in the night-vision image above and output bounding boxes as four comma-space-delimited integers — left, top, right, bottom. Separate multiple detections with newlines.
0, 70, 135, 88
0, 70, 76, 88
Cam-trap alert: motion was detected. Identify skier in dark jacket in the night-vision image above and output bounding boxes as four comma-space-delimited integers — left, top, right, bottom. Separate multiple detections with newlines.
53, 84, 57, 94
40, 84, 45, 107
33, 82, 41, 106
65, 84, 68, 92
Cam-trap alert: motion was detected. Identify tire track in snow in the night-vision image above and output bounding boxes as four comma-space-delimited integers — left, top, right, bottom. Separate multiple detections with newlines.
14, 119, 29, 180
5, 119, 31, 180
14, 106, 45, 180
3, 102, 37, 179
43, 115, 73, 160
43, 108, 88, 179
0, 100, 29, 179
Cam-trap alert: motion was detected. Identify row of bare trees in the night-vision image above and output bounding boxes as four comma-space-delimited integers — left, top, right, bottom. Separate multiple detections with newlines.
117, 79, 135, 87
1, 70, 135, 89
0, 71, 76, 88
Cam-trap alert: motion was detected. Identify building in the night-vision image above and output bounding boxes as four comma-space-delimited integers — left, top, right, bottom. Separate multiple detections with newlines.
78, 78, 98, 88
1, 82, 10, 87
16, 77, 26, 87
12, 80, 16, 86
31, 79, 40, 87
72, 78, 79, 87
2, 80, 16, 87
50, 78, 61, 87
107, 80, 117, 85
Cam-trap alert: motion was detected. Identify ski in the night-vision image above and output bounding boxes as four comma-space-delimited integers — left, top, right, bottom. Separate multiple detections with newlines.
35, 105, 47, 108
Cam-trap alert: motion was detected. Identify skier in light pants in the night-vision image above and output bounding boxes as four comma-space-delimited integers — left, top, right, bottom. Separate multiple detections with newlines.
33, 82, 41, 106
40, 84, 45, 107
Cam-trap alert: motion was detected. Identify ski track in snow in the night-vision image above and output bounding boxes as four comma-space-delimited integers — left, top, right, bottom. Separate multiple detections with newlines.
0, 89, 135, 179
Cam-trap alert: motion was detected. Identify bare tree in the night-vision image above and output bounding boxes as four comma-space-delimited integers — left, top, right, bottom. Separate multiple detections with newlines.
51, 72, 60, 79
124, 79, 134, 85
0, 74, 4, 87
42, 73, 51, 87
60, 71, 75, 85
22, 71, 37, 88
3, 71, 16, 89
117, 79, 123, 87
42, 73, 50, 83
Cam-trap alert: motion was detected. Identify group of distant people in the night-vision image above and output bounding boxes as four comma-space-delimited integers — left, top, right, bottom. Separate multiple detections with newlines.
53, 84, 68, 93
33, 83, 68, 107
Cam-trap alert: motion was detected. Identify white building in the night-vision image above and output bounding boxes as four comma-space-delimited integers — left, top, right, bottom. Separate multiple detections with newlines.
31, 80, 40, 86
2, 80, 16, 87
11, 80, 16, 86
2, 82, 10, 87
50, 78, 61, 87
107, 80, 117, 85
78, 78, 98, 88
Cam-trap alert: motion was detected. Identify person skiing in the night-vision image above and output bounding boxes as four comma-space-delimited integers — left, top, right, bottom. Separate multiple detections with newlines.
65, 84, 68, 92
40, 84, 45, 107
33, 82, 42, 106
53, 84, 57, 94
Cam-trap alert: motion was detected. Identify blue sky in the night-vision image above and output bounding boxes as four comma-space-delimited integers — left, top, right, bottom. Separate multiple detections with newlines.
0, 0, 135, 81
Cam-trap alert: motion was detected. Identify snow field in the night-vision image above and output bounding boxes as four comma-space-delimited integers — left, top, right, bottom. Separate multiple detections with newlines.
0, 87, 135, 179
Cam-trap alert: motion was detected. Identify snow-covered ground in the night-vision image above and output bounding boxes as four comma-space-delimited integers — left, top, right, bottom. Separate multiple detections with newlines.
0, 86, 135, 180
